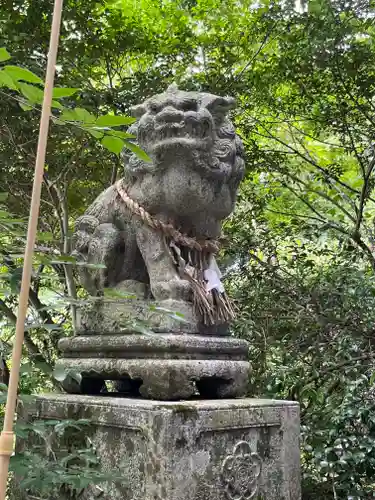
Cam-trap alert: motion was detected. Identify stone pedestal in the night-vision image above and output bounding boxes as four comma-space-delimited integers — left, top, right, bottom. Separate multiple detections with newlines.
55, 295, 251, 400
15, 394, 301, 500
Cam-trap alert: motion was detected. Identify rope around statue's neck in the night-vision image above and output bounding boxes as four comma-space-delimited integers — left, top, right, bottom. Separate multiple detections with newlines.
115, 180, 235, 325
116, 180, 220, 254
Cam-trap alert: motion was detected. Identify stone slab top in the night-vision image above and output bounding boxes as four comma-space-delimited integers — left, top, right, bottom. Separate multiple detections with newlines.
23, 394, 300, 436
34, 394, 299, 411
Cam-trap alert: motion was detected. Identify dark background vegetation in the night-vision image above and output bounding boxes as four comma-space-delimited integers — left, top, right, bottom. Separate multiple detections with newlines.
1, 0, 375, 497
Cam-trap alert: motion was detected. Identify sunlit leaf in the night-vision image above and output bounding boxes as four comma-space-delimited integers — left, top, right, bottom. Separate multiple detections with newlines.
49, 255, 76, 264
74, 107, 96, 124
0, 69, 17, 89
0, 47, 11, 62
101, 135, 124, 155
75, 262, 107, 269
60, 109, 79, 122
95, 114, 135, 127
85, 128, 104, 139
18, 82, 44, 104
107, 130, 136, 139
124, 141, 150, 162
52, 87, 80, 98
51, 100, 63, 109
4, 65, 43, 84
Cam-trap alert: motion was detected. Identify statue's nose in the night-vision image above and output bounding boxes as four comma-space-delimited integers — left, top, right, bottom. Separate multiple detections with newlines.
155, 106, 184, 124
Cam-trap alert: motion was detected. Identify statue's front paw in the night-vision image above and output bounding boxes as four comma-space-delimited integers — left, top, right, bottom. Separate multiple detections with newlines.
73, 215, 100, 253
153, 278, 192, 302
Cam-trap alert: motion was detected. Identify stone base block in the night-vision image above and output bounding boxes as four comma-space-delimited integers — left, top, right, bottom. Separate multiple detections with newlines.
56, 334, 250, 400
15, 395, 301, 500
58, 358, 250, 400
77, 295, 229, 335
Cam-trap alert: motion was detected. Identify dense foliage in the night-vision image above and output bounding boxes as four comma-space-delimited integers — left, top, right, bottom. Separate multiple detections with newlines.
1, 0, 375, 498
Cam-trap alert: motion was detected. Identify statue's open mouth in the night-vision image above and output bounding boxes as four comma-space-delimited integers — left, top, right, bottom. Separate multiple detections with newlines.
153, 118, 212, 144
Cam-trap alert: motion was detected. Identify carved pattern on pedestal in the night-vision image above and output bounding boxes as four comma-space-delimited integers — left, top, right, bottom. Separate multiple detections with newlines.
221, 441, 262, 500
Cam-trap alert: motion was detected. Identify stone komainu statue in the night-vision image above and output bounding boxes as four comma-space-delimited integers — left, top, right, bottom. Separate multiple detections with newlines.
73, 84, 245, 326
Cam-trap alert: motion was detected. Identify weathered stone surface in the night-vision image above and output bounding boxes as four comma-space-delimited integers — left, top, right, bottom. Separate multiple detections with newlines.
59, 86, 250, 399
57, 332, 250, 399
58, 358, 250, 400
13, 395, 301, 500
59, 333, 249, 359
73, 85, 245, 325
76, 293, 226, 335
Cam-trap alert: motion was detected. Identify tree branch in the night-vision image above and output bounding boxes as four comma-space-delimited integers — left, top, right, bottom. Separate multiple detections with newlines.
303, 354, 374, 388
0, 299, 54, 373
1, 251, 57, 328
225, 21, 278, 91
281, 182, 375, 270
284, 170, 357, 224
355, 155, 375, 235
249, 117, 362, 195
43, 178, 77, 331
266, 208, 326, 224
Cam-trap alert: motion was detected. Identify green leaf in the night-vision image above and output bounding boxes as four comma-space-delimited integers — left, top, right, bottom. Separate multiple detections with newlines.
0, 69, 17, 90
19, 102, 33, 111
74, 107, 96, 124
0, 48, 11, 62
4, 65, 43, 84
34, 361, 52, 374
53, 365, 68, 382
18, 82, 44, 104
101, 135, 125, 155
95, 114, 135, 127
75, 262, 107, 269
52, 118, 66, 126
9, 267, 23, 293
151, 305, 189, 323
131, 321, 154, 335
124, 141, 151, 162
60, 109, 79, 122
104, 288, 136, 299
40, 323, 62, 331
52, 87, 80, 99
36, 231, 55, 242
85, 128, 104, 139
60, 107, 95, 124
50, 254, 77, 263
107, 130, 136, 139
51, 100, 63, 109
19, 362, 33, 374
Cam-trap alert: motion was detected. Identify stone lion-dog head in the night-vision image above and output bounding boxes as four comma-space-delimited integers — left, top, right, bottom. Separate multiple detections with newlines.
121, 84, 245, 236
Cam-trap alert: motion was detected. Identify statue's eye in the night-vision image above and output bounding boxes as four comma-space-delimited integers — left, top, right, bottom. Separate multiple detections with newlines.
149, 102, 161, 114
180, 100, 197, 112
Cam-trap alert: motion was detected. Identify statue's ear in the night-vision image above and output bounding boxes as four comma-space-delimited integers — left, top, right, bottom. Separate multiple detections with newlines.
131, 104, 147, 118
201, 95, 236, 115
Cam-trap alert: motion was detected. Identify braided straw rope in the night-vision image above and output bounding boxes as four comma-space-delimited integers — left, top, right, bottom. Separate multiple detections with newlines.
116, 180, 220, 254
115, 180, 235, 325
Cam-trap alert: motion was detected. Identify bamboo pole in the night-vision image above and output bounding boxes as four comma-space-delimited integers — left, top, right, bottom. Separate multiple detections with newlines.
0, 1, 64, 497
